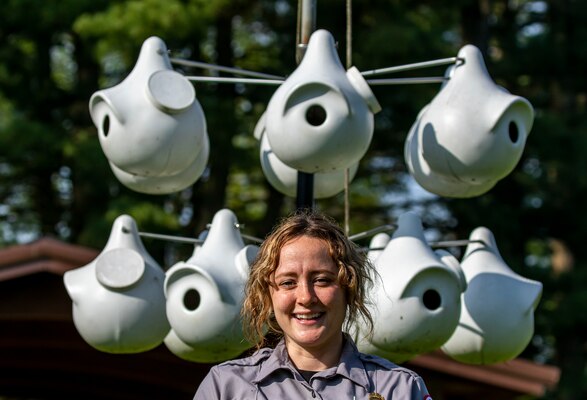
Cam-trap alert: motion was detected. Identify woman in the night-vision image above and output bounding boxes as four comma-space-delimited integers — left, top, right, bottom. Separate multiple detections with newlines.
194, 210, 431, 399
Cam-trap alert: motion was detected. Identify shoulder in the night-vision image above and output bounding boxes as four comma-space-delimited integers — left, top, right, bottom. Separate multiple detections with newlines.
359, 353, 422, 382
210, 347, 273, 377
360, 352, 420, 377
359, 352, 431, 396
342, 336, 426, 385
194, 348, 275, 399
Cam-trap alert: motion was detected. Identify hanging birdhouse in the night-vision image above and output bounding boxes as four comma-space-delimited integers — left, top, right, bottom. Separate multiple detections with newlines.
263, 29, 380, 173
63, 215, 169, 353
89, 36, 209, 194
163, 209, 258, 362
356, 212, 465, 363
405, 44, 534, 198
441, 227, 542, 364
255, 112, 358, 198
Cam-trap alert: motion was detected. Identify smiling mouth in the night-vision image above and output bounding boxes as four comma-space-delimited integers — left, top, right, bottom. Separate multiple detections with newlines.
294, 313, 324, 320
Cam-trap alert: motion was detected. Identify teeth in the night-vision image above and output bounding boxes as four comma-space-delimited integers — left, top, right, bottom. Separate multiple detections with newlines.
295, 313, 321, 320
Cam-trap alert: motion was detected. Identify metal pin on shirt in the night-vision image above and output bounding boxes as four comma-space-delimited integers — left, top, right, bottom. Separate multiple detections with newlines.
369, 393, 385, 400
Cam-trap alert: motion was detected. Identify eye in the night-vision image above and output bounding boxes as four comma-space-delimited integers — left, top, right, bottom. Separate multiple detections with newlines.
278, 280, 296, 289
314, 276, 334, 286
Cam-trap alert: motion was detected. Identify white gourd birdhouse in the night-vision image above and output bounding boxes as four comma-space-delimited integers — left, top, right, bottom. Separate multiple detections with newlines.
89, 36, 209, 194
263, 29, 381, 173
366, 232, 391, 264
108, 135, 209, 195
405, 44, 534, 198
356, 212, 465, 363
163, 209, 258, 362
441, 227, 542, 364
255, 112, 358, 198
63, 215, 169, 353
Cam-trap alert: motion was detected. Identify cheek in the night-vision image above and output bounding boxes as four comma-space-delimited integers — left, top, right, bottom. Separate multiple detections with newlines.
320, 287, 346, 307
268, 288, 278, 309
270, 290, 292, 311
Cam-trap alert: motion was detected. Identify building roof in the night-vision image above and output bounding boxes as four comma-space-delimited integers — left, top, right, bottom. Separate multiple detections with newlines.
0, 237, 560, 399
0, 237, 99, 282
408, 347, 560, 398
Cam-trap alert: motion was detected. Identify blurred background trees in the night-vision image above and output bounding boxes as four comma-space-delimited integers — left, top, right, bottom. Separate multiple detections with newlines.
0, 0, 585, 398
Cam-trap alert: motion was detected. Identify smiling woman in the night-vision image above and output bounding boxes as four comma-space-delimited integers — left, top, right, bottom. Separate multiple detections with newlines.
269, 235, 348, 371
193, 210, 432, 400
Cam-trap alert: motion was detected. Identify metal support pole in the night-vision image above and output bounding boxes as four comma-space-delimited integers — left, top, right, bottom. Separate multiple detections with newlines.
296, 172, 315, 210
296, 0, 317, 62
295, 0, 317, 210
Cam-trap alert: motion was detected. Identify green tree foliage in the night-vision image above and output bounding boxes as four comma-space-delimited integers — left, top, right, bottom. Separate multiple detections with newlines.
0, 0, 586, 397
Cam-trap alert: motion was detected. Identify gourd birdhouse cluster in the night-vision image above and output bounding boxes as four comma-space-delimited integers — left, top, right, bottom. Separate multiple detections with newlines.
64, 209, 258, 362
70, 27, 542, 366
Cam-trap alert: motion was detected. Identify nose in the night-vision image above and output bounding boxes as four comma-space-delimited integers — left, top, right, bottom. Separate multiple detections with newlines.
297, 281, 317, 306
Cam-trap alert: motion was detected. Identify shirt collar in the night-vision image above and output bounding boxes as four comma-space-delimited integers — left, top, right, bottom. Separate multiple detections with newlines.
328, 333, 371, 389
252, 333, 371, 391
252, 337, 294, 384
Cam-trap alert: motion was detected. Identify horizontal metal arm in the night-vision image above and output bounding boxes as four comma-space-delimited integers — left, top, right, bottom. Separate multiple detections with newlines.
185, 76, 284, 85
174, 57, 460, 87
134, 230, 204, 245
367, 77, 448, 85
129, 227, 485, 251
170, 57, 284, 80
363, 239, 486, 253
429, 239, 485, 248
348, 224, 396, 241
361, 56, 462, 77
128, 229, 264, 245
186, 76, 445, 86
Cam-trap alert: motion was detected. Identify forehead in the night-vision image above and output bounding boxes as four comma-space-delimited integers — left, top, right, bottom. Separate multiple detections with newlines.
281, 235, 331, 254
275, 236, 336, 272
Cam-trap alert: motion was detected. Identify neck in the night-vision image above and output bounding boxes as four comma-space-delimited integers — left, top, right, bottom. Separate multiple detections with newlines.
285, 333, 344, 371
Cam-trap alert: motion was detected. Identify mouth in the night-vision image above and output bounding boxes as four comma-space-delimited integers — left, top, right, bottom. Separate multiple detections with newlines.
293, 312, 324, 321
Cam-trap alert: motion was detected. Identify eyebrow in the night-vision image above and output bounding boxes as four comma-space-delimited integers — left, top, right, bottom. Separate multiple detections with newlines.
273, 268, 337, 279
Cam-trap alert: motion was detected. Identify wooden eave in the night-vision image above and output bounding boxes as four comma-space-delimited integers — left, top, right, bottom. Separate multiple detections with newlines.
407, 348, 560, 397
0, 237, 99, 281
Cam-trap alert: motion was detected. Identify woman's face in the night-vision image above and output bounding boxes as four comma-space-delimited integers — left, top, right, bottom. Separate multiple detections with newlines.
270, 235, 347, 354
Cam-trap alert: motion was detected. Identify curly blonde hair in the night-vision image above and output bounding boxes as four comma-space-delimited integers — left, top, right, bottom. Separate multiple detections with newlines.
241, 210, 374, 348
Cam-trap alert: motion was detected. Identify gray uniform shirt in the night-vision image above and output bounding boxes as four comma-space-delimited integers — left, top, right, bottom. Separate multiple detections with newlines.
194, 335, 432, 400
